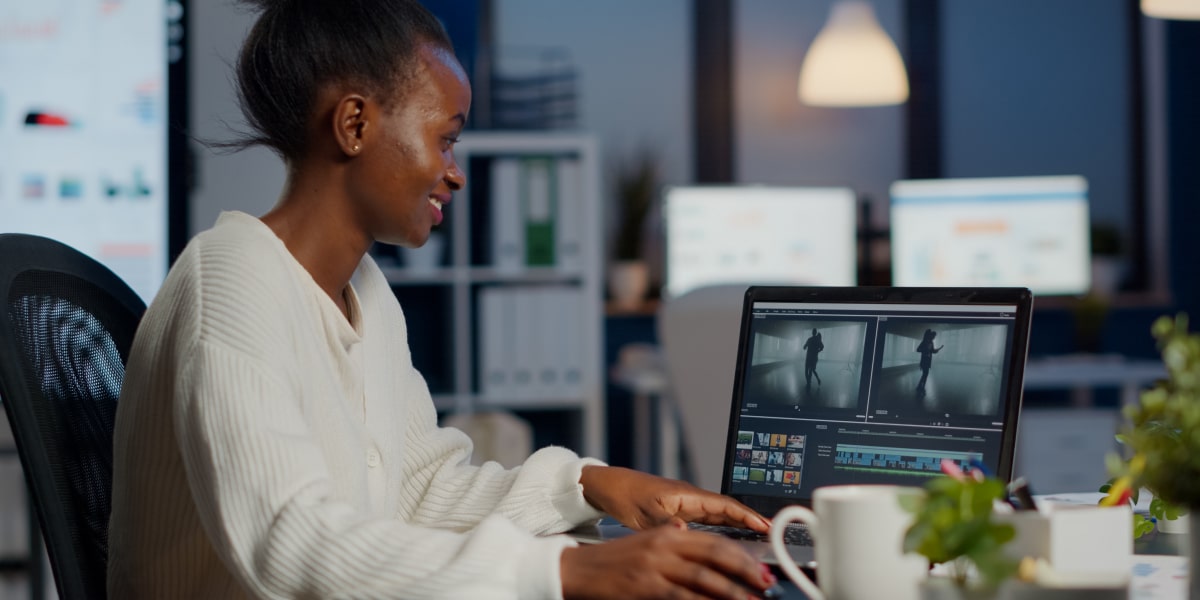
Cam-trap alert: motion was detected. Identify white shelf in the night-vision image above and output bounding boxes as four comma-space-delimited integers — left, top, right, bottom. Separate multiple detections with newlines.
387, 132, 605, 459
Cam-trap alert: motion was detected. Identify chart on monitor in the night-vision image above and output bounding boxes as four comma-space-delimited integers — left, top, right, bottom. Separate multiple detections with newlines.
663, 185, 858, 298
889, 175, 1091, 296
0, 1, 183, 303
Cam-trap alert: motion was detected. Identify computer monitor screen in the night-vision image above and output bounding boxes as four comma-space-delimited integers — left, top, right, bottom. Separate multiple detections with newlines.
663, 186, 858, 298
889, 175, 1090, 296
0, 1, 183, 303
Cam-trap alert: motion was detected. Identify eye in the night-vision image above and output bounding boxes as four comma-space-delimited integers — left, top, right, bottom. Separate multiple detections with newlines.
441, 135, 460, 151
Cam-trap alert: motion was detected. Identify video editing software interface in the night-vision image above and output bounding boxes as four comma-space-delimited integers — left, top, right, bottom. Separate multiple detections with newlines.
726, 300, 1019, 499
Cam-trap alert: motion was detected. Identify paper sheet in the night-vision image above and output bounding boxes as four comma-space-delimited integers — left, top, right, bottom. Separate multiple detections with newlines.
1130, 554, 1189, 600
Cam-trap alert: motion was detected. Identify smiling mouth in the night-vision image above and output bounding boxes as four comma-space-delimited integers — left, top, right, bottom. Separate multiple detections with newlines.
429, 197, 445, 225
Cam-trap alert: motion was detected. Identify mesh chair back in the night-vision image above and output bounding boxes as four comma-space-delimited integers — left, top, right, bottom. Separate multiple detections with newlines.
0, 234, 146, 600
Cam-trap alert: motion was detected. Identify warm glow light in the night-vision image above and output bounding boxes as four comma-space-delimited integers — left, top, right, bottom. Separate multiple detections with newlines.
1142, 0, 1200, 20
798, 0, 909, 107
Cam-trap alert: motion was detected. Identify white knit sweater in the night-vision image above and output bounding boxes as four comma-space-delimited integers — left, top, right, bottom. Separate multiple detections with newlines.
108, 212, 604, 599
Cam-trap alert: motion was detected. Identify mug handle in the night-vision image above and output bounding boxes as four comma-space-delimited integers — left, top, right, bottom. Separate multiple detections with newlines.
770, 506, 823, 600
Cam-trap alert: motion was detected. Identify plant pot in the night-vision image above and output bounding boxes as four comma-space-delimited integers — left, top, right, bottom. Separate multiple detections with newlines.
1157, 513, 1189, 534
919, 577, 1001, 600
608, 260, 649, 310
1089, 256, 1123, 299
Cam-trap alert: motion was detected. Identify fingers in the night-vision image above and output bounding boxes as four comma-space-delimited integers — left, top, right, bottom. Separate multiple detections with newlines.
719, 501, 771, 533
607, 473, 771, 534
563, 527, 775, 600
660, 529, 775, 598
673, 493, 771, 533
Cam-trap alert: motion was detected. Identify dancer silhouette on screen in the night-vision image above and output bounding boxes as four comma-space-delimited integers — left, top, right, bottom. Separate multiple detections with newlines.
916, 329, 944, 393
803, 328, 824, 388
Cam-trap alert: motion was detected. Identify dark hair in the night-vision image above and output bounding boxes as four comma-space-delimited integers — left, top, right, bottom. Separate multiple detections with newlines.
226, 0, 453, 161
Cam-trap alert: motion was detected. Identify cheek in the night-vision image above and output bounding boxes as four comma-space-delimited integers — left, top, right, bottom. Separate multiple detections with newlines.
391, 137, 442, 184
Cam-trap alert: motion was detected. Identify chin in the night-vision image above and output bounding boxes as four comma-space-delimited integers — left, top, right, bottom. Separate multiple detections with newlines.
376, 233, 425, 249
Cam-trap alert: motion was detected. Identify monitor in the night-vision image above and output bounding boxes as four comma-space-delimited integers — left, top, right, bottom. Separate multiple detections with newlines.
889, 175, 1091, 296
0, 1, 188, 303
663, 185, 858, 298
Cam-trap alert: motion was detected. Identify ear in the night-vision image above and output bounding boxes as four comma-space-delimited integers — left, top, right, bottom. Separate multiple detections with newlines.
332, 94, 369, 157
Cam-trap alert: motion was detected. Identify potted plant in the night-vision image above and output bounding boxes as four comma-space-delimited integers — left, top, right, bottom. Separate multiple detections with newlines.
607, 148, 658, 310
1070, 223, 1124, 352
1089, 223, 1124, 298
901, 475, 1018, 598
1099, 452, 1187, 537
1103, 313, 1200, 595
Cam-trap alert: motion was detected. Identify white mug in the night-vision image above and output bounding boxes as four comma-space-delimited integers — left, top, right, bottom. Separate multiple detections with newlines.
770, 485, 928, 600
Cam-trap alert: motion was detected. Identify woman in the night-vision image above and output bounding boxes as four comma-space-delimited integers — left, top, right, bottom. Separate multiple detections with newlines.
107, 1, 776, 598
915, 329, 944, 392
802, 328, 823, 387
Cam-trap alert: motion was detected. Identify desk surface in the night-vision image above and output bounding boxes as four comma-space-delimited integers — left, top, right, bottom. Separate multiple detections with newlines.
768, 529, 1188, 599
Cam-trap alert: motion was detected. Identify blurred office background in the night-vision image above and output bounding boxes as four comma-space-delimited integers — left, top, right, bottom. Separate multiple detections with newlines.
4, 1, 1200, 596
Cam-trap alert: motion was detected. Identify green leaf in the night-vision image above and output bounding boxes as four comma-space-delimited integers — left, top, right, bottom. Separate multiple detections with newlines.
1133, 514, 1155, 539
1164, 502, 1183, 521
903, 474, 1017, 582
1149, 497, 1166, 521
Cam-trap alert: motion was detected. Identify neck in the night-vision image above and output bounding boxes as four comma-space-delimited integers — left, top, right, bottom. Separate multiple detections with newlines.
261, 162, 371, 314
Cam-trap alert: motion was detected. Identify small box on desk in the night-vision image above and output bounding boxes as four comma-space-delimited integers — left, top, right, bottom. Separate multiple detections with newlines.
999, 502, 1132, 578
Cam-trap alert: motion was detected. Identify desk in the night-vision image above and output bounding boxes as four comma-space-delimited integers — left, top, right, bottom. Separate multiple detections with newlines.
1023, 354, 1166, 407
767, 512, 1190, 599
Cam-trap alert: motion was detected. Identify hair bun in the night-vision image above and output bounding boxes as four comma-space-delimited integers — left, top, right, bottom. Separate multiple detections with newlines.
237, 0, 286, 13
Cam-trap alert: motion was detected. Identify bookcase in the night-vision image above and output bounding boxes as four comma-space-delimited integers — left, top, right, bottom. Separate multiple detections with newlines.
374, 132, 605, 459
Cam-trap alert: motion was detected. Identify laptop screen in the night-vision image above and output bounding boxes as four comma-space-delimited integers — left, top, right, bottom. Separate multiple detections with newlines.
723, 287, 1030, 515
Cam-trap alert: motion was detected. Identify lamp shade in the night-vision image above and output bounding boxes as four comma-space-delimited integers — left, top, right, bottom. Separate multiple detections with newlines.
1141, 0, 1200, 19
798, 0, 909, 107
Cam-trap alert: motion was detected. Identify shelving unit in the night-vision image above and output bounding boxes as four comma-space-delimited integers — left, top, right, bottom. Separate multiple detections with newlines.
376, 132, 604, 459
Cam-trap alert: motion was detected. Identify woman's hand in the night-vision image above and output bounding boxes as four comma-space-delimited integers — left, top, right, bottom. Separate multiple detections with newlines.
579, 466, 770, 533
560, 523, 776, 600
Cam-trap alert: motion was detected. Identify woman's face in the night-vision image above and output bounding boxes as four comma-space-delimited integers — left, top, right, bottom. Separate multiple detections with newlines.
351, 44, 471, 248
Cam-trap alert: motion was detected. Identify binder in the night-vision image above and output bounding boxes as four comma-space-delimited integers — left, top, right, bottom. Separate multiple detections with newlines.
479, 287, 510, 399
510, 286, 537, 399
490, 158, 524, 272
522, 157, 556, 267
533, 287, 560, 400
558, 286, 585, 398
555, 157, 583, 273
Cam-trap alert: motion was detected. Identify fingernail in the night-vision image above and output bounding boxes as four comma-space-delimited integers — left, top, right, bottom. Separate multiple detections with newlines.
763, 583, 786, 599
760, 563, 777, 585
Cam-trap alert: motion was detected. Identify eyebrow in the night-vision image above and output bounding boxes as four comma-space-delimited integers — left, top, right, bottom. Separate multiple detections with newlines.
450, 113, 466, 126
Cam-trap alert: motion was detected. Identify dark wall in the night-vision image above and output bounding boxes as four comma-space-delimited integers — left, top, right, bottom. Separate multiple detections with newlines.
1038, 20, 1200, 362
1165, 20, 1200, 325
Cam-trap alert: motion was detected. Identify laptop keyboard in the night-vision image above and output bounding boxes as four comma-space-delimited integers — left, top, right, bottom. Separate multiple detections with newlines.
689, 522, 814, 546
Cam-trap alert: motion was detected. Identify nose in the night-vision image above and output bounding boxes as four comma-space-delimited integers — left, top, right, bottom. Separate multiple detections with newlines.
446, 157, 465, 191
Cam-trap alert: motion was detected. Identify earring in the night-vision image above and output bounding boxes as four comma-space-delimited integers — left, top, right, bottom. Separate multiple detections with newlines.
352, 144, 360, 153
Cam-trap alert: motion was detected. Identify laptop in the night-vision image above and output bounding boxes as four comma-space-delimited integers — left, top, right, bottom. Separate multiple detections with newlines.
570, 286, 1033, 567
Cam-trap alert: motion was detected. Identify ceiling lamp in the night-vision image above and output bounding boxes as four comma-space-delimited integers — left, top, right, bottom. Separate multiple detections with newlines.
1141, 0, 1200, 20
798, 0, 909, 107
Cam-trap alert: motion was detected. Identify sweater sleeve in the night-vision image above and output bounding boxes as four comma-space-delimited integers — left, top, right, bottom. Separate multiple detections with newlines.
354, 257, 607, 536
175, 341, 578, 599
399, 412, 607, 535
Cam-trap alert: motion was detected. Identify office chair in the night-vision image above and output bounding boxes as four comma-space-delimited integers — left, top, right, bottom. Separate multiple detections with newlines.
0, 233, 146, 599
656, 284, 749, 492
